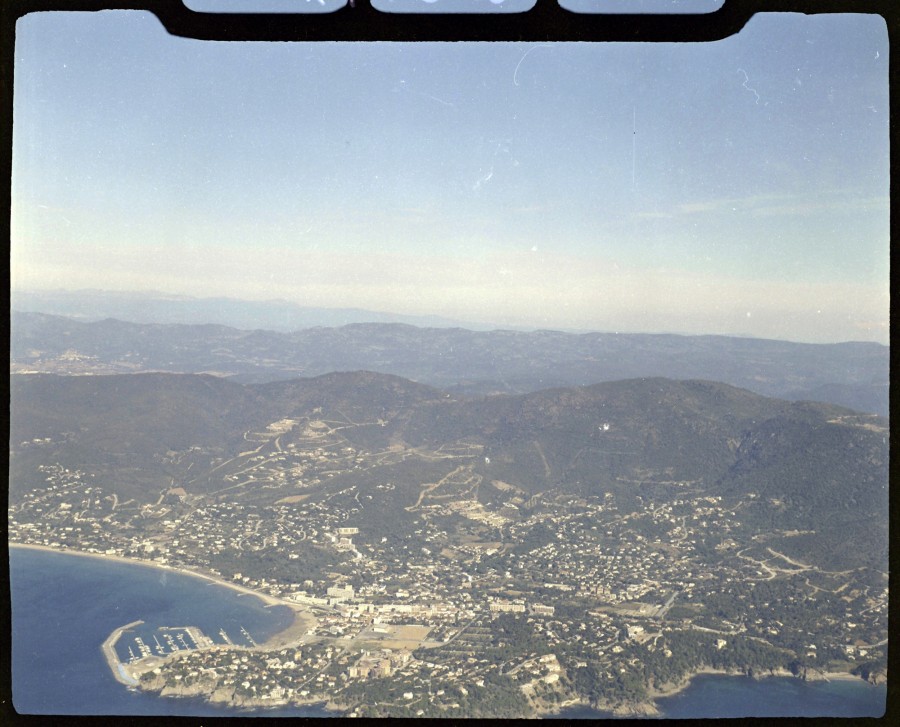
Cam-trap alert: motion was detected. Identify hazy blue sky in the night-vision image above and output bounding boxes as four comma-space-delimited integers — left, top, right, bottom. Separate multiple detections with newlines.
11, 11, 889, 342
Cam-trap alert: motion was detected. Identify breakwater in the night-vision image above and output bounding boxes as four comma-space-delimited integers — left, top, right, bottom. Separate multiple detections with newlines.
102, 620, 144, 686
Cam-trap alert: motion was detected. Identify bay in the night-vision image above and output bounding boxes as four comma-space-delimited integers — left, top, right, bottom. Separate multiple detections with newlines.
9, 546, 334, 716
656, 673, 886, 719
10, 546, 887, 719
550, 673, 886, 719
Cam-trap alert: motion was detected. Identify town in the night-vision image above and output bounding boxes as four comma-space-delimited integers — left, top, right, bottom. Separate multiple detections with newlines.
8, 407, 888, 717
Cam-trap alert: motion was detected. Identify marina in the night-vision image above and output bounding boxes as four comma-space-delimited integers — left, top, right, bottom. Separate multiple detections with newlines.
115, 624, 230, 668
240, 625, 257, 647
11, 546, 300, 716
103, 618, 268, 692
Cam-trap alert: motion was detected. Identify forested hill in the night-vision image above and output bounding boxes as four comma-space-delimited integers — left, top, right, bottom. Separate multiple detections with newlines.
10, 371, 888, 570
11, 311, 888, 416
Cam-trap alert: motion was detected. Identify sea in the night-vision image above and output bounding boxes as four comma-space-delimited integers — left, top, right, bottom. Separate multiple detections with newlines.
9, 546, 888, 718
9, 546, 333, 716
551, 673, 887, 719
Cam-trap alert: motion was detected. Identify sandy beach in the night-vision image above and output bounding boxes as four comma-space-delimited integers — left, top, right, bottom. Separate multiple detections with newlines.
9, 541, 315, 649
12, 542, 280, 604
820, 671, 869, 683
11, 541, 874, 714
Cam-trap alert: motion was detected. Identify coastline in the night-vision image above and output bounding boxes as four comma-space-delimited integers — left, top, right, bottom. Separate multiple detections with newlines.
11, 542, 879, 719
10, 542, 284, 606
818, 671, 873, 683
537, 696, 596, 719
9, 542, 315, 649
610, 666, 873, 718
647, 666, 738, 700
648, 665, 869, 701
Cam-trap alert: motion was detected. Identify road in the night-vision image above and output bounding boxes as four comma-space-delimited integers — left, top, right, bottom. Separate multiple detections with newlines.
421, 615, 478, 650
657, 590, 679, 619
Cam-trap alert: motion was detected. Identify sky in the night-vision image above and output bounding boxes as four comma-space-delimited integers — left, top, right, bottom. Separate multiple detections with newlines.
10, 11, 889, 343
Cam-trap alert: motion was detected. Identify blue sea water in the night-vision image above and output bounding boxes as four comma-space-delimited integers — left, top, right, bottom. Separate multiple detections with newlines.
9, 546, 334, 716
551, 673, 887, 719
656, 673, 886, 719
10, 547, 888, 719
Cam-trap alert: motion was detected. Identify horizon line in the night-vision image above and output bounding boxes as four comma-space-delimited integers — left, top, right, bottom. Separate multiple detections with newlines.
10, 297, 888, 349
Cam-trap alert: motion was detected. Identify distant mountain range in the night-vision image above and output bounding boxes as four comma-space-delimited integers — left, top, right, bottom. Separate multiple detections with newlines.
11, 289, 497, 331
11, 310, 889, 416
9, 371, 888, 571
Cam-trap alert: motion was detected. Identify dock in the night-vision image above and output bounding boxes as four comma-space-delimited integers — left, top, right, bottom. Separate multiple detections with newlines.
102, 620, 144, 687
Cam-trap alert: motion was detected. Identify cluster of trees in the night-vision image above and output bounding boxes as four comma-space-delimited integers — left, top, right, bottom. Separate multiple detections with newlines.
851, 659, 887, 684
346, 672, 529, 719
489, 614, 552, 662
693, 574, 876, 655
564, 627, 798, 710
570, 661, 647, 706
207, 543, 339, 585
509, 521, 557, 556
629, 629, 789, 686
